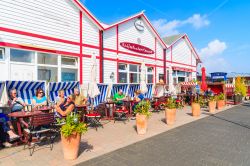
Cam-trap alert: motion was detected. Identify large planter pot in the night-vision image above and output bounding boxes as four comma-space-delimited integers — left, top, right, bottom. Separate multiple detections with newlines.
192, 103, 201, 117
208, 101, 216, 113
165, 108, 176, 125
234, 94, 242, 105
61, 132, 81, 160
217, 100, 225, 110
136, 114, 147, 135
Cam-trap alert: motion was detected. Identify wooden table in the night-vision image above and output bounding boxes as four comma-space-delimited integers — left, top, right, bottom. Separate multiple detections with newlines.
75, 105, 87, 122
8, 111, 43, 141
32, 106, 54, 113
122, 100, 135, 116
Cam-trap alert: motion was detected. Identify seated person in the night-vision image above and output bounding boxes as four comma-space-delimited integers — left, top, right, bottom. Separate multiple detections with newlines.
74, 88, 87, 106
113, 89, 126, 110
132, 90, 145, 112
55, 89, 66, 105
205, 88, 214, 97
54, 94, 76, 117
0, 111, 20, 147
8, 89, 26, 112
32, 88, 47, 108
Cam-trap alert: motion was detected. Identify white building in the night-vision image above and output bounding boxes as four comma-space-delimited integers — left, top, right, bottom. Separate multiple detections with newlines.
0, 0, 201, 86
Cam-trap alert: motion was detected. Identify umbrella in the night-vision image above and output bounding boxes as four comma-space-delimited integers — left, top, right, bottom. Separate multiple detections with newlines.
168, 66, 174, 94
0, 82, 8, 106
140, 62, 148, 94
88, 55, 100, 99
201, 67, 208, 91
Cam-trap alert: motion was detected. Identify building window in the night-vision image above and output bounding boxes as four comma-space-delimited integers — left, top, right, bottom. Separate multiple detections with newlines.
61, 56, 77, 67
10, 49, 35, 63
38, 53, 58, 65
147, 67, 154, 83
118, 63, 128, 83
61, 68, 78, 82
38, 66, 58, 82
159, 74, 164, 83
0, 48, 4, 60
129, 64, 139, 83
61, 56, 78, 82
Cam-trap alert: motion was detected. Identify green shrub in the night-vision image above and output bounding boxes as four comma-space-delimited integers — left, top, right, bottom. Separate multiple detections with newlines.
134, 100, 152, 118
216, 93, 225, 101
58, 113, 87, 138
164, 97, 177, 109
235, 76, 247, 97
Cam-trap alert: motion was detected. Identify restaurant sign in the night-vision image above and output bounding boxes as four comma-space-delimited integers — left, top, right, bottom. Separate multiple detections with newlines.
120, 42, 154, 54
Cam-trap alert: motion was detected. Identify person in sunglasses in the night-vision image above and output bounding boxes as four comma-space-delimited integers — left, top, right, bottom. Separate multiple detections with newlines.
32, 88, 47, 108
54, 94, 76, 117
8, 89, 27, 113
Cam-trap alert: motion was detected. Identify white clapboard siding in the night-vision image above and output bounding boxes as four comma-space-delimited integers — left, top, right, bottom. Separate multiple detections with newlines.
103, 59, 117, 83
103, 28, 116, 50
82, 13, 99, 46
0, 0, 80, 42
118, 18, 156, 56
172, 39, 192, 65
0, 31, 80, 54
166, 48, 171, 61
156, 41, 163, 60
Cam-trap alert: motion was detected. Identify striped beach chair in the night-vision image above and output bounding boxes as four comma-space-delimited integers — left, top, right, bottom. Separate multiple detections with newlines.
111, 84, 129, 98
128, 84, 140, 98
144, 84, 154, 99
6, 81, 46, 105
92, 84, 109, 107
0, 81, 5, 99
48, 81, 79, 102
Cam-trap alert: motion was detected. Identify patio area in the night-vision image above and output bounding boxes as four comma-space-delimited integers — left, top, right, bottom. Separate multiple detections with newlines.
0, 104, 235, 166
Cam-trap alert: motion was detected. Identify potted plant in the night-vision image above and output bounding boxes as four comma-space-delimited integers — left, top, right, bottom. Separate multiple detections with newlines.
234, 76, 247, 104
134, 100, 152, 135
192, 97, 201, 117
216, 93, 225, 110
58, 113, 87, 160
208, 95, 216, 113
164, 97, 177, 125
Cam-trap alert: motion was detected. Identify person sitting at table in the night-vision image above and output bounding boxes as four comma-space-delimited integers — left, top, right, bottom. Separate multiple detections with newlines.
74, 88, 87, 106
0, 111, 20, 147
55, 89, 66, 105
32, 88, 47, 108
205, 87, 214, 97
113, 89, 126, 109
8, 89, 26, 113
54, 94, 76, 117
132, 90, 145, 111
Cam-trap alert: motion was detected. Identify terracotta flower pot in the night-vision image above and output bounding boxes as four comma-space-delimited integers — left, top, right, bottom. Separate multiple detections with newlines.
165, 108, 176, 125
136, 114, 147, 135
192, 103, 201, 117
61, 132, 81, 160
217, 100, 225, 110
208, 101, 216, 113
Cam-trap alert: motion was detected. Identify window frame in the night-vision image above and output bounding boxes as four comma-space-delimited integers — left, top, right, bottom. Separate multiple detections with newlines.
9, 48, 35, 64
0, 48, 4, 61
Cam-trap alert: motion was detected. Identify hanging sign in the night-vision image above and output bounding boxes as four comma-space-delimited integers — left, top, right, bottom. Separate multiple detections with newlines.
120, 42, 154, 54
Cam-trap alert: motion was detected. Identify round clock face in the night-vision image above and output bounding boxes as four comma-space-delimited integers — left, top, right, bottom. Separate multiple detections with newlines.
134, 19, 145, 32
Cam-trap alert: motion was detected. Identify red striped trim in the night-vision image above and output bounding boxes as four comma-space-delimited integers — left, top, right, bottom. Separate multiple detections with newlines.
99, 30, 103, 83
79, 11, 83, 84
116, 25, 119, 55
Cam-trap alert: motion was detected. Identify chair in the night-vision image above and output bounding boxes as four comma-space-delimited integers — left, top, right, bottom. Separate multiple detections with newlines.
113, 103, 129, 123
23, 113, 56, 156
85, 105, 104, 131
151, 96, 166, 112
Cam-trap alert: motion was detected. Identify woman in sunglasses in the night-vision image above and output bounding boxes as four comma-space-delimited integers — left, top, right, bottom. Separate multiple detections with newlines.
54, 94, 76, 117
32, 88, 47, 108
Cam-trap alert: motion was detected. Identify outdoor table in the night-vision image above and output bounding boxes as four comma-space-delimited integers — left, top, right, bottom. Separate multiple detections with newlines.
8, 111, 43, 142
122, 100, 135, 116
32, 106, 54, 113
104, 101, 115, 119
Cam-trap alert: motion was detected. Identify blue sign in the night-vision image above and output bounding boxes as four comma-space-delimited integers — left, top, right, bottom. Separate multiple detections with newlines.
210, 72, 227, 82
62, 72, 76, 82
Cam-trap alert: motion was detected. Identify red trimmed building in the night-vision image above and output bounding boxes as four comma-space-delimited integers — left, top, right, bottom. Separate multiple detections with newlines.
0, 0, 201, 85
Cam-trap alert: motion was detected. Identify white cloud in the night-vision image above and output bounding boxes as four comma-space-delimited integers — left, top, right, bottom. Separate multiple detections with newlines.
199, 39, 227, 58
198, 39, 229, 73
152, 14, 210, 36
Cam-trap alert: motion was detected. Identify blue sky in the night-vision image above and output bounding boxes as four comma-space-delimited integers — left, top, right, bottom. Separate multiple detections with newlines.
81, 0, 250, 73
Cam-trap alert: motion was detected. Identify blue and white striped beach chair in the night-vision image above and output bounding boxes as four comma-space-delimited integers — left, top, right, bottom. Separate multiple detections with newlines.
6, 81, 46, 105
48, 81, 79, 102
128, 84, 140, 98
0, 81, 5, 99
144, 84, 154, 99
92, 84, 109, 107
110, 84, 129, 98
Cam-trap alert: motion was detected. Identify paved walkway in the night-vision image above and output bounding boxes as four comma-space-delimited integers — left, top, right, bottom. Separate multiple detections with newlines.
79, 103, 250, 166
0, 104, 235, 166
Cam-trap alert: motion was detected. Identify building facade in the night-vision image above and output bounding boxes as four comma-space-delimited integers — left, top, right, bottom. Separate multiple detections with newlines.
0, 0, 201, 86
